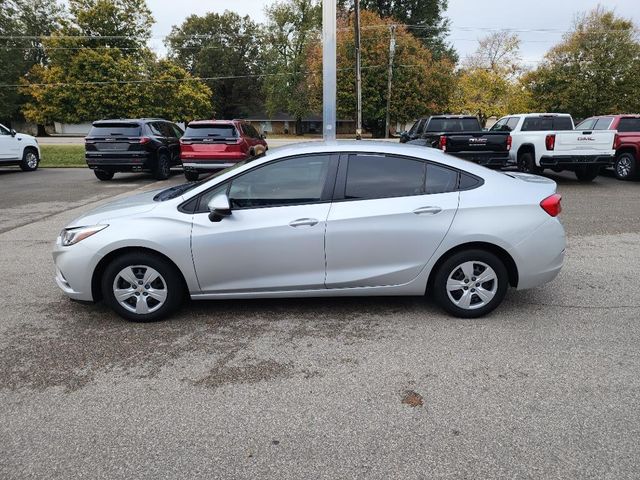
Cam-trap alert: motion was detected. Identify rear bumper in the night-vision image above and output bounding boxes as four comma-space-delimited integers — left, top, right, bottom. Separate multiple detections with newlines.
86, 153, 150, 170
181, 158, 246, 171
450, 151, 510, 168
539, 154, 614, 167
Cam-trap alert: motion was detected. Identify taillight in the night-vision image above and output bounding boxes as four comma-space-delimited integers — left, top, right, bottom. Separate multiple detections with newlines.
545, 134, 555, 151
139, 136, 151, 145
540, 194, 562, 217
506, 135, 512, 151
84, 138, 95, 145
613, 133, 619, 149
439, 135, 447, 152
179, 138, 192, 145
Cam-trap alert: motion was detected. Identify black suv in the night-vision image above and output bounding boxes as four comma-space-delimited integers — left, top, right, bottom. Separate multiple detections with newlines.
85, 119, 183, 181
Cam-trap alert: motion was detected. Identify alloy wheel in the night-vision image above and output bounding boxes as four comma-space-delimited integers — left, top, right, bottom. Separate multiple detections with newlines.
446, 261, 498, 310
26, 152, 38, 169
112, 265, 168, 314
616, 156, 632, 178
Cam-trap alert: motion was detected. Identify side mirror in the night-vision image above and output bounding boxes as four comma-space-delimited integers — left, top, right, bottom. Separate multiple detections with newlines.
10, 129, 16, 137
207, 194, 232, 222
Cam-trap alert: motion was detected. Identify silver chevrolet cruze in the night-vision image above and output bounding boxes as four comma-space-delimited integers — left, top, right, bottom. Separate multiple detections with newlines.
53, 141, 565, 322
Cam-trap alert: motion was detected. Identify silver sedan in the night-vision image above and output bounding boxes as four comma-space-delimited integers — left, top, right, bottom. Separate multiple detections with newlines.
53, 141, 566, 322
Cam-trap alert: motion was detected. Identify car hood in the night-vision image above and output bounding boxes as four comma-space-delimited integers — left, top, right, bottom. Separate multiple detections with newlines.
66, 189, 164, 228
16, 133, 35, 142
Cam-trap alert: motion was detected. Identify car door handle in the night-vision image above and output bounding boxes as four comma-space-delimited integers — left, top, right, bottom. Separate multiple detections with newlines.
413, 206, 442, 215
289, 218, 319, 227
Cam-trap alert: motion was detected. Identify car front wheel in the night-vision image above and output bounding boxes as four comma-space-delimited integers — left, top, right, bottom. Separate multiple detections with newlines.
94, 169, 114, 181
102, 252, 184, 322
433, 250, 509, 318
153, 152, 171, 180
20, 148, 39, 172
184, 170, 199, 181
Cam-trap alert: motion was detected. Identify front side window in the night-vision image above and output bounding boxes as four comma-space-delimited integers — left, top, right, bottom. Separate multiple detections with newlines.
490, 118, 508, 132
345, 154, 425, 200
228, 155, 333, 209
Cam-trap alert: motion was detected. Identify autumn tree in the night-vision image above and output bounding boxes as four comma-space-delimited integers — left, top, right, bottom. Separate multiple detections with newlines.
339, 0, 456, 60
262, 0, 321, 133
452, 31, 531, 125
523, 7, 640, 118
307, 10, 456, 137
166, 11, 264, 119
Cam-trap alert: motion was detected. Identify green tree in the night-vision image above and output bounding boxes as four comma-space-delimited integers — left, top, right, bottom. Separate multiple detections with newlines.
339, 0, 456, 60
523, 7, 640, 118
262, 0, 321, 133
166, 11, 263, 119
307, 10, 456, 137
0, 0, 65, 123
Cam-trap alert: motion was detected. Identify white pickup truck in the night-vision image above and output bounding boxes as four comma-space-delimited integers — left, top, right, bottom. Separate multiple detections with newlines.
0, 123, 41, 172
490, 113, 616, 182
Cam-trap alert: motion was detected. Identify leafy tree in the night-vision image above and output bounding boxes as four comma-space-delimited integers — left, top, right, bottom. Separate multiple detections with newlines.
166, 11, 263, 119
339, 0, 456, 60
0, 0, 65, 123
262, 0, 321, 133
452, 31, 531, 125
307, 10, 456, 137
523, 7, 640, 118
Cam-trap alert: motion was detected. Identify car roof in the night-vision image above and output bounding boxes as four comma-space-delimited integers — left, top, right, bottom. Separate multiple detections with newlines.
92, 118, 168, 125
188, 120, 239, 126
511, 113, 572, 117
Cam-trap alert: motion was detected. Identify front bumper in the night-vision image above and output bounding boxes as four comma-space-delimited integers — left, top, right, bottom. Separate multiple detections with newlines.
52, 237, 102, 302
539, 154, 614, 168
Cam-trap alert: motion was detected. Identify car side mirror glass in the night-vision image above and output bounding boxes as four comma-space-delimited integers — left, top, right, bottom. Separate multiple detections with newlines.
10, 129, 16, 137
207, 194, 232, 222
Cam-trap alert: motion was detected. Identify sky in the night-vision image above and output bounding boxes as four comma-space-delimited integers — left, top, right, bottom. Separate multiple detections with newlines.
146, 0, 640, 66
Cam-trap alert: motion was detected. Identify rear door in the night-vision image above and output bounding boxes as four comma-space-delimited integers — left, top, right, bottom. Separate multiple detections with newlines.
324, 153, 460, 288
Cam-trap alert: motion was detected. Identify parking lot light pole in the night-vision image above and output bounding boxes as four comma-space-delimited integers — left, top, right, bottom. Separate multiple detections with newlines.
354, 0, 362, 140
323, 0, 337, 142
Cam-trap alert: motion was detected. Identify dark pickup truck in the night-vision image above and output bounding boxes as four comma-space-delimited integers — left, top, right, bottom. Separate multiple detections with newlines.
400, 115, 511, 168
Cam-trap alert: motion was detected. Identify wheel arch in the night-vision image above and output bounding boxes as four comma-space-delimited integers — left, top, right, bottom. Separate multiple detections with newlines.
517, 143, 535, 159
91, 246, 189, 302
426, 241, 519, 294
23, 145, 39, 157
616, 146, 638, 159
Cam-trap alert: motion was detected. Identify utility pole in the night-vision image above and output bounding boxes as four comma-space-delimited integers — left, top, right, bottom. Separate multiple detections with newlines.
384, 25, 396, 139
354, 0, 362, 140
322, 0, 337, 142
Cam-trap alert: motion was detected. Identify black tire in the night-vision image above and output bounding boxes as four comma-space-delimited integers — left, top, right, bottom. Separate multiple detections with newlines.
101, 252, 184, 322
432, 249, 509, 318
574, 165, 600, 182
517, 151, 542, 174
94, 169, 114, 181
184, 170, 199, 182
614, 152, 637, 180
19, 147, 39, 172
153, 152, 171, 180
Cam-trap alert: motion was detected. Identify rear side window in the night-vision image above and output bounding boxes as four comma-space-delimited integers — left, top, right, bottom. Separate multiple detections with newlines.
426, 118, 480, 133
425, 163, 459, 194
185, 124, 238, 138
89, 123, 140, 137
618, 118, 640, 132
345, 154, 425, 200
506, 117, 519, 131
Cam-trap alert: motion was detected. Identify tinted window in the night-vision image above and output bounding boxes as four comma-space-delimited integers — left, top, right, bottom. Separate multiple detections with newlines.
490, 118, 508, 132
0, 124, 10, 135
594, 117, 613, 130
88, 123, 141, 137
228, 155, 332, 208
185, 124, 238, 138
148, 122, 164, 136
521, 116, 572, 131
159, 122, 176, 137
618, 118, 640, 132
171, 124, 184, 138
459, 172, 482, 190
426, 118, 481, 133
553, 117, 574, 130
506, 117, 519, 131
345, 154, 425, 200
425, 163, 458, 194
575, 118, 596, 130
244, 123, 260, 138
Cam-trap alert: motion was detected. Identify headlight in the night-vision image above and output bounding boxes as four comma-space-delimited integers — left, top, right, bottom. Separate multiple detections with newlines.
60, 225, 108, 246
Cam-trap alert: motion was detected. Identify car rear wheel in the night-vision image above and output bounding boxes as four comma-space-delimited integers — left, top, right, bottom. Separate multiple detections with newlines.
517, 151, 542, 175
153, 152, 171, 180
184, 170, 199, 181
19, 148, 39, 172
433, 250, 509, 318
102, 252, 184, 322
614, 152, 637, 180
574, 165, 600, 182
94, 169, 114, 181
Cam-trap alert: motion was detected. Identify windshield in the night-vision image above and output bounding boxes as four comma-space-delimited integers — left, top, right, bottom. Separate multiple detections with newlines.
153, 159, 251, 201
184, 124, 237, 138
88, 123, 141, 137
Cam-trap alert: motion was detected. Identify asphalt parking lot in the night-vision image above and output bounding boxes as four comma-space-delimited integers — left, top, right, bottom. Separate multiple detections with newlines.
1, 165, 640, 479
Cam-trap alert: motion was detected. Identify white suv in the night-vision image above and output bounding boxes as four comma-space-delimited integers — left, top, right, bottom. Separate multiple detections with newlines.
0, 123, 41, 172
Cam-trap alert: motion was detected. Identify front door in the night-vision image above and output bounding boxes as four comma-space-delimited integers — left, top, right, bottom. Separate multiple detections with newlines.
191, 154, 338, 293
325, 153, 460, 288
0, 125, 19, 161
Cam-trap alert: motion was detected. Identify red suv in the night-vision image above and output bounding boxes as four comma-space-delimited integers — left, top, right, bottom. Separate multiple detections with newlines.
576, 114, 640, 180
180, 120, 268, 181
